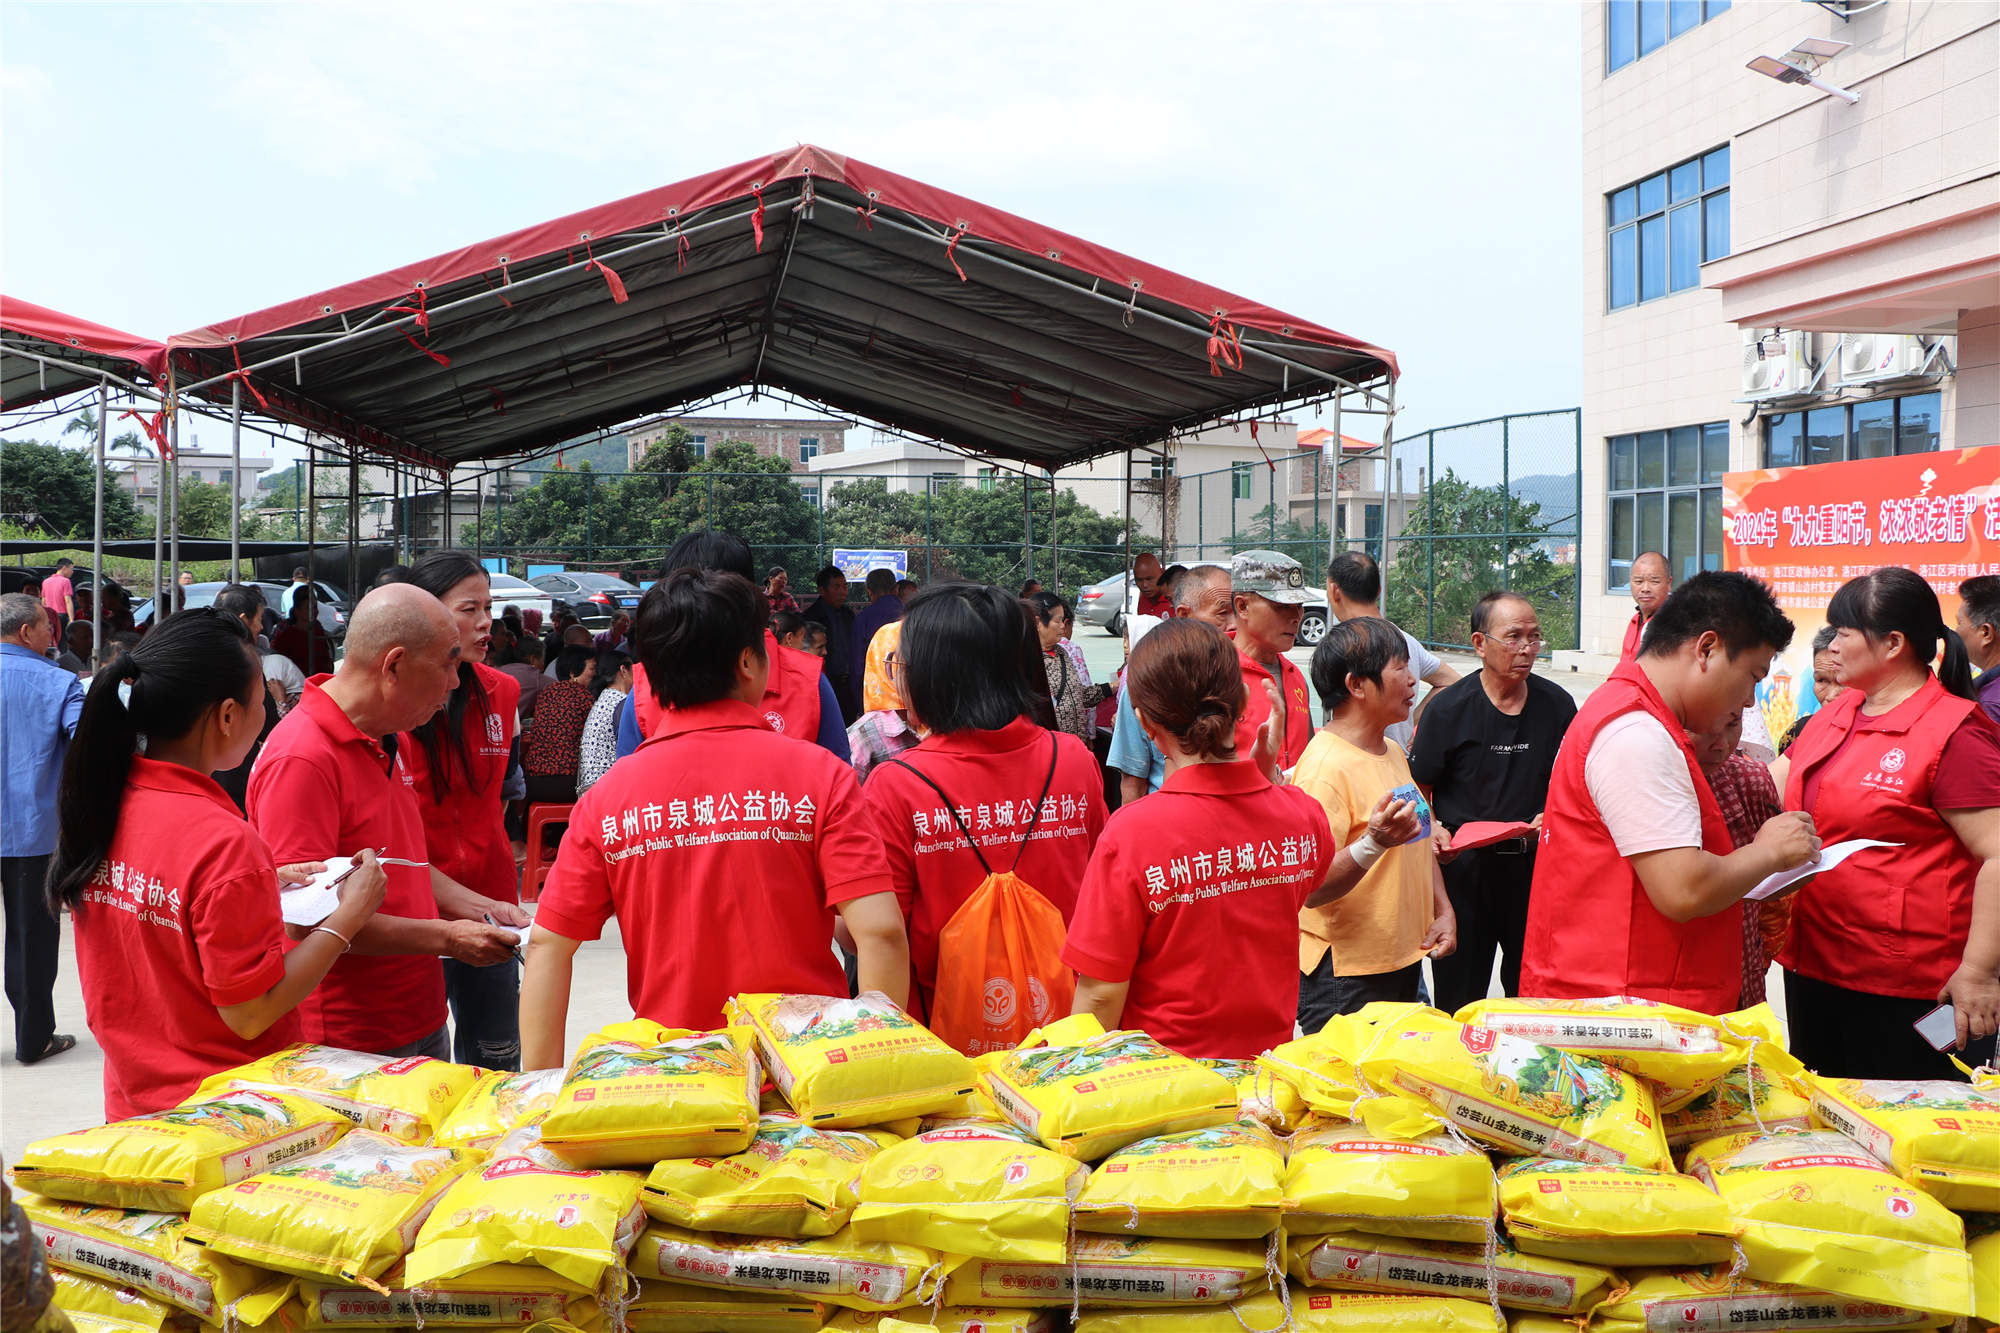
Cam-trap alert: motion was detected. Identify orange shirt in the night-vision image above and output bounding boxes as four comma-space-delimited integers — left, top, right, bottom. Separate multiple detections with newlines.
1292, 729, 1435, 977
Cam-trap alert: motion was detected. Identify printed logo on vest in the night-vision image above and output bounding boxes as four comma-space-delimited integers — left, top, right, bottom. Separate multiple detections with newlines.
486, 713, 504, 747
1879, 746, 1906, 773
765, 711, 787, 734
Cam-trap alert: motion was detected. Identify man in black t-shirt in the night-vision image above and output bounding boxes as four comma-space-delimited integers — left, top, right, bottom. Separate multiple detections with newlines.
1409, 591, 1577, 1013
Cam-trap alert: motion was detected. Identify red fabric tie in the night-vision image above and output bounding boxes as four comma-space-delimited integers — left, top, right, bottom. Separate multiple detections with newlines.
119, 409, 171, 458
750, 185, 766, 253
227, 344, 272, 411
384, 288, 451, 367
857, 204, 877, 231
488, 387, 506, 414
582, 240, 629, 304
676, 228, 690, 272
944, 229, 968, 281
1205, 313, 1243, 377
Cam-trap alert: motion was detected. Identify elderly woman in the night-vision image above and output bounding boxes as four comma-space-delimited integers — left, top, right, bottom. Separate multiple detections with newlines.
1027, 591, 1108, 745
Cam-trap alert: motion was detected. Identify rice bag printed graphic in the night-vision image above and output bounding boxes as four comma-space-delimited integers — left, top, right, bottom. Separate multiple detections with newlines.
629, 1222, 946, 1313
1806, 1075, 2000, 1212
850, 1123, 1086, 1264
1073, 1122, 1285, 1240
940, 1234, 1270, 1308
196, 1044, 480, 1145
1496, 1156, 1734, 1268
1594, 1265, 1950, 1333
538, 1022, 760, 1167
1287, 1231, 1618, 1315
728, 992, 974, 1128
432, 1068, 565, 1150
983, 1016, 1235, 1160
642, 1113, 894, 1238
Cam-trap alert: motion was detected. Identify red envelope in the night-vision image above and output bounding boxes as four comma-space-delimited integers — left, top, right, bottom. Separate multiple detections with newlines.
1448, 820, 1536, 851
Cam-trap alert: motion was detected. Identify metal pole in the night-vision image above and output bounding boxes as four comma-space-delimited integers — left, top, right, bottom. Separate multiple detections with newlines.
347, 454, 360, 598
168, 403, 180, 594
229, 379, 242, 579
1022, 478, 1033, 583
1330, 395, 1343, 564
925, 484, 934, 582
1501, 415, 1513, 594
152, 446, 164, 603
474, 473, 485, 563
293, 460, 302, 542
306, 447, 317, 603
1049, 473, 1061, 592
93, 378, 106, 665
1378, 379, 1396, 612
496, 475, 505, 572
1121, 450, 1134, 655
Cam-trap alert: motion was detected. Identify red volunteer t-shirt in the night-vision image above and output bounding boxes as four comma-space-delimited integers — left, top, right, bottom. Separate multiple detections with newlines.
864, 719, 1107, 1011
247, 678, 446, 1053
1235, 649, 1315, 770
1063, 760, 1334, 1060
398, 663, 521, 903
74, 758, 300, 1120
535, 699, 893, 1030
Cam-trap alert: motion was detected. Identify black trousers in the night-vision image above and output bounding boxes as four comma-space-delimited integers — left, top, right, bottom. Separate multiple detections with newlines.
1784, 968, 1996, 1080
1428, 849, 1535, 1016
1297, 956, 1422, 1035
2, 854, 60, 1059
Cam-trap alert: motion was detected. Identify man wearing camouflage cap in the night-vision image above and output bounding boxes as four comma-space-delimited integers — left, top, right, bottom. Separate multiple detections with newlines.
1231, 549, 1317, 773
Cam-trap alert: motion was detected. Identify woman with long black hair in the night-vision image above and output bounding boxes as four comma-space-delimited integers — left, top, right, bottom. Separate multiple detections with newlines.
396, 552, 524, 1070
1777, 566, 2000, 1077
48, 610, 386, 1119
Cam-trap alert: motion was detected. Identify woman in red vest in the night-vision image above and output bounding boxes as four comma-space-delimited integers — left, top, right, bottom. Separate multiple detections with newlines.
1777, 567, 2000, 1078
1522, 571, 1821, 1014
396, 552, 526, 1070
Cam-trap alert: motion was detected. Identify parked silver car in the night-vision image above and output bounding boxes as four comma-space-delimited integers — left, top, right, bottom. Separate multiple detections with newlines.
1073, 565, 1331, 644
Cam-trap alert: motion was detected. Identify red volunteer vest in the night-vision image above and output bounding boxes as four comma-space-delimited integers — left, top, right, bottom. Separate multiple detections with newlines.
1521, 660, 1741, 1013
1234, 650, 1314, 770
398, 662, 520, 904
1619, 611, 1646, 664
633, 630, 824, 741
1778, 673, 1989, 999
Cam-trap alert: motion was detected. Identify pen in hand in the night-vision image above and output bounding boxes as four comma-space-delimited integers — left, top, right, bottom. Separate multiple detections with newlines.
484, 912, 527, 966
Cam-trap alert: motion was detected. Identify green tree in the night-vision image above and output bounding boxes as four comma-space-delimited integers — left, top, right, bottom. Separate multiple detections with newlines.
172, 476, 235, 538
1382, 468, 1578, 651
651, 440, 819, 567
823, 474, 1128, 594
0, 438, 147, 538
1227, 504, 1331, 584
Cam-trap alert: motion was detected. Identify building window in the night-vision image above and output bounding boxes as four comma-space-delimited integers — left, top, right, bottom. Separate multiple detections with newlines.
1607, 422, 1727, 589
1363, 503, 1383, 545
1231, 461, 1254, 500
978, 467, 997, 493
690, 434, 707, 460
929, 472, 959, 495
797, 437, 820, 462
1763, 392, 1942, 468
1148, 455, 1175, 480
1608, 147, 1728, 309
800, 486, 821, 509
1607, 0, 1730, 72
216, 469, 233, 487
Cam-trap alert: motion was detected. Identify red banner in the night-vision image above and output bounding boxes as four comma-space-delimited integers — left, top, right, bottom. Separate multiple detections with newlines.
1724, 446, 2000, 741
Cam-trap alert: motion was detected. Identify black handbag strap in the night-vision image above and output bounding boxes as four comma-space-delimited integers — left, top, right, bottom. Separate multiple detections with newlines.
888, 733, 1061, 875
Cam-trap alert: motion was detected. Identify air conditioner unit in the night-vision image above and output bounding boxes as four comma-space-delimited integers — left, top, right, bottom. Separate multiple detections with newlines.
1742, 328, 1812, 399
1837, 334, 1934, 385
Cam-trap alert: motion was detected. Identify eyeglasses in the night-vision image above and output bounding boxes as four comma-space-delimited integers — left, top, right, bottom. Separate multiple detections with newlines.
884, 651, 906, 675
1488, 634, 1544, 652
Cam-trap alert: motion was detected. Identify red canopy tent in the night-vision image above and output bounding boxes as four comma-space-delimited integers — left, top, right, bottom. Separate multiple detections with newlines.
1, 296, 167, 409
166, 144, 1396, 474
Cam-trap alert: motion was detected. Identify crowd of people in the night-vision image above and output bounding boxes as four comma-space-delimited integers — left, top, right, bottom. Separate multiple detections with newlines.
2, 529, 1995, 1116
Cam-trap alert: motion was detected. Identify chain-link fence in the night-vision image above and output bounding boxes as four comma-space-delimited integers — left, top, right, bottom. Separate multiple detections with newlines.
433, 407, 1578, 648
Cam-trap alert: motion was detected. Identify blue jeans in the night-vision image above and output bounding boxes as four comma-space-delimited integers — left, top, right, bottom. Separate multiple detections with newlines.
443, 958, 521, 1070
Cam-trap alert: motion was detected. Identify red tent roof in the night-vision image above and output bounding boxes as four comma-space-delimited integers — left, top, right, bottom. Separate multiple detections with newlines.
167, 145, 1394, 472
2, 297, 167, 408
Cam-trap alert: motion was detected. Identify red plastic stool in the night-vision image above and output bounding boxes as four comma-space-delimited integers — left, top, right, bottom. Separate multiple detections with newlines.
523, 802, 575, 902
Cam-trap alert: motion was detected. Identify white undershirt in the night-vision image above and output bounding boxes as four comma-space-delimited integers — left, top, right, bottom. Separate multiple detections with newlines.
1583, 711, 1703, 857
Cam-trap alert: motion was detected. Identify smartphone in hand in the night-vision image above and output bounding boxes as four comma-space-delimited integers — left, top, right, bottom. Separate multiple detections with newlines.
1913, 1003, 1959, 1052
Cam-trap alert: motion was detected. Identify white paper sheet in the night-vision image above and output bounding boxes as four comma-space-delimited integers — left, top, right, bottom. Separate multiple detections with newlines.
279, 857, 354, 927
1744, 839, 1901, 901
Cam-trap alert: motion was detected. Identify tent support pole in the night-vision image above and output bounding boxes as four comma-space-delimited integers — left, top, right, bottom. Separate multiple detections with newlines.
1049, 472, 1060, 593
1023, 478, 1033, 583
347, 454, 360, 598
1122, 449, 1133, 657
748, 208, 805, 391
168, 397, 181, 595
306, 447, 317, 611
229, 379, 242, 579
152, 445, 164, 604
1330, 393, 1342, 565
93, 377, 106, 667
1379, 379, 1397, 611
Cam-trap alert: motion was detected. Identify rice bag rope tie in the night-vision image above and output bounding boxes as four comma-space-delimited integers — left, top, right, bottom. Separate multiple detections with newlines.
1260, 1230, 1293, 1328
596, 1265, 638, 1333
1716, 1013, 1772, 1134
917, 1259, 947, 1316
1224, 1285, 1291, 1333
1068, 1206, 1085, 1323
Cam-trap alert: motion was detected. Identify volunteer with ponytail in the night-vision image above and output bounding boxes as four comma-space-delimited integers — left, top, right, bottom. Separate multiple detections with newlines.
1776, 567, 2000, 1078
395, 552, 524, 1070
865, 582, 1106, 1017
48, 610, 388, 1119
1065, 619, 1334, 1059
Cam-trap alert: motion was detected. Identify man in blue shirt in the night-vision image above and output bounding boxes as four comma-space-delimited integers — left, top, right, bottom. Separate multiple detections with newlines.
0, 592, 85, 1063
1107, 564, 1235, 804
847, 568, 903, 688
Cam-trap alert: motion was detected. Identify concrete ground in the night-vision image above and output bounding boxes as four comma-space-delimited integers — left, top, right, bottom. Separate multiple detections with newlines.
9, 639, 1755, 1160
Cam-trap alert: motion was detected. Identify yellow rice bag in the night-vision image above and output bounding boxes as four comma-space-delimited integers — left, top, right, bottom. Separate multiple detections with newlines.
1594, 1266, 1949, 1333
1354, 1008, 1671, 1169
983, 1016, 1236, 1161
1684, 1129, 1972, 1317
1284, 1121, 1497, 1243
629, 1222, 946, 1312
49, 1269, 178, 1333
1077, 1287, 1504, 1333
296, 1263, 595, 1327
1968, 1213, 1999, 1326
1665, 1050, 1813, 1152
1505, 1320, 1572, 1333
821, 1307, 1057, 1333
1496, 1156, 1733, 1267
19, 1192, 298, 1325
403, 1126, 646, 1294
1806, 1076, 2000, 1212
1202, 1061, 1306, 1134
642, 1114, 893, 1238
1454, 999, 1779, 1110
433, 1068, 565, 1150
1286, 1232, 1617, 1315
1072, 1123, 1284, 1239
188, 1129, 473, 1283
729, 993, 975, 1128
197, 1044, 480, 1145
620, 1279, 822, 1333
1254, 1031, 1368, 1121
940, 1234, 1269, 1308
15, 1090, 351, 1212
538, 1023, 760, 1167
850, 1122, 1086, 1263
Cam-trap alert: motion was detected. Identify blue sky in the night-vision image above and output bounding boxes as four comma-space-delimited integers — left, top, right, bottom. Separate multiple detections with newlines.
2, 1, 1582, 464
